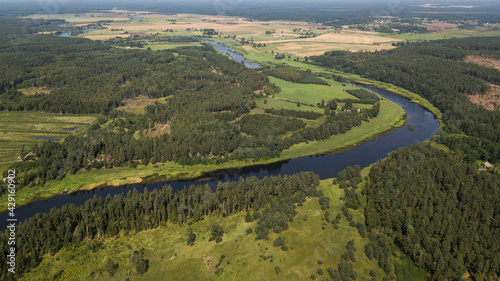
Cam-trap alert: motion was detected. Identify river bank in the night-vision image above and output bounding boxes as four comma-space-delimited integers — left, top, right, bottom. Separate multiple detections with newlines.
0, 43, 439, 222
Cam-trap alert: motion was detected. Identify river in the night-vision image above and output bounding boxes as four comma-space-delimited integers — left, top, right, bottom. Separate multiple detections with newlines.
0, 44, 439, 229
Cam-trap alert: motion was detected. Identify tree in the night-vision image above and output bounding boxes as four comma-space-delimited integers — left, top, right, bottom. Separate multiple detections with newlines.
345, 100, 353, 110
209, 222, 224, 243
135, 258, 149, 275
245, 211, 254, 222
186, 227, 196, 246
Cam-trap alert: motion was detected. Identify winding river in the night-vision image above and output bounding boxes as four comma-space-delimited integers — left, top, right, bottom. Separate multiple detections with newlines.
0, 44, 439, 229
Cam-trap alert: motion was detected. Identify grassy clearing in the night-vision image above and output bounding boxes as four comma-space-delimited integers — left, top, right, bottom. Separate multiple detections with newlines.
23, 171, 413, 281
256, 97, 324, 113
269, 76, 358, 105
281, 98, 406, 159
0, 111, 98, 166
390, 28, 500, 42
337, 73, 443, 126
145, 42, 202, 50
116, 95, 170, 114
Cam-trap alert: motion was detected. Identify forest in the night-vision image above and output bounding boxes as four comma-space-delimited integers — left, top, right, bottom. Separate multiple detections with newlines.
365, 144, 500, 280
0, 18, 379, 196
311, 37, 500, 164
0, 172, 320, 279
311, 36, 500, 279
1, 7, 500, 280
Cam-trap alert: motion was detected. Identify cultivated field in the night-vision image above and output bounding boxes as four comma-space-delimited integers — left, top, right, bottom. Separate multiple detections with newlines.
27, 11, 402, 55
0, 111, 97, 168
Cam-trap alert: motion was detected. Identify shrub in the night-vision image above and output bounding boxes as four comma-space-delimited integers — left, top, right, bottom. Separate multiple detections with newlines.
105, 259, 119, 277
246, 227, 253, 235
273, 237, 285, 247
303, 215, 308, 221
209, 222, 224, 242
318, 268, 324, 275
317, 259, 323, 264
275, 266, 281, 274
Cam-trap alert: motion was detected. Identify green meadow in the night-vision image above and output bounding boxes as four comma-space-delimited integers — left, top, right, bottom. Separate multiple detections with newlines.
269, 76, 358, 105
0, 111, 97, 169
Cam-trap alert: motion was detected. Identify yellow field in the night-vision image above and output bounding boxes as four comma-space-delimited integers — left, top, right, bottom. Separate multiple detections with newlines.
27, 12, 402, 53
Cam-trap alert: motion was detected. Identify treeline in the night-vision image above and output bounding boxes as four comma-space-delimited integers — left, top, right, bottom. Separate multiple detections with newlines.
365, 144, 500, 280
264, 108, 323, 120
239, 114, 306, 137
311, 37, 500, 151
346, 89, 380, 101
262, 66, 329, 85
0, 172, 320, 280
288, 111, 362, 144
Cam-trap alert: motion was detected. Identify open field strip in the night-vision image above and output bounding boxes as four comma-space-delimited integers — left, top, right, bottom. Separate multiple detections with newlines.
0, 111, 98, 163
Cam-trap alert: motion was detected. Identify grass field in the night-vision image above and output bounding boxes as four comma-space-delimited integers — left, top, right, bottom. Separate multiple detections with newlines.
21, 168, 425, 281
0, 111, 97, 169
256, 97, 324, 113
269, 76, 359, 105
280, 98, 406, 159
390, 28, 500, 41
116, 95, 170, 114
28, 12, 402, 53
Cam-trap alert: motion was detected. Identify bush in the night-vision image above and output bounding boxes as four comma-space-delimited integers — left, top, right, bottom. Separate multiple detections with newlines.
370, 269, 377, 277
319, 196, 330, 210
273, 237, 285, 247
105, 259, 119, 277
209, 222, 224, 242
318, 268, 324, 275
275, 266, 281, 274
303, 215, 308, 221
311, 274, 317, 280
281, 245, 289, 251
246, 227, 253, 235
317, 259, 323, 264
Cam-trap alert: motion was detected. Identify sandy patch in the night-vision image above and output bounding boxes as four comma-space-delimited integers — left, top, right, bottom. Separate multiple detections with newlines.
242, 46, 260, 52
256, 31, 401, 45
465, 55, 500, 70
18, 87, 50, 95
424, 23, 458, 31
468, 84, 500, 111
117, 95, 170, 114
202, 256, 217, 273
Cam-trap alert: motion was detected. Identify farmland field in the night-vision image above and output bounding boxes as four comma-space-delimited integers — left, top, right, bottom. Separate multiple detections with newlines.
27, 12, 403, 54
0, 111, 97, 168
